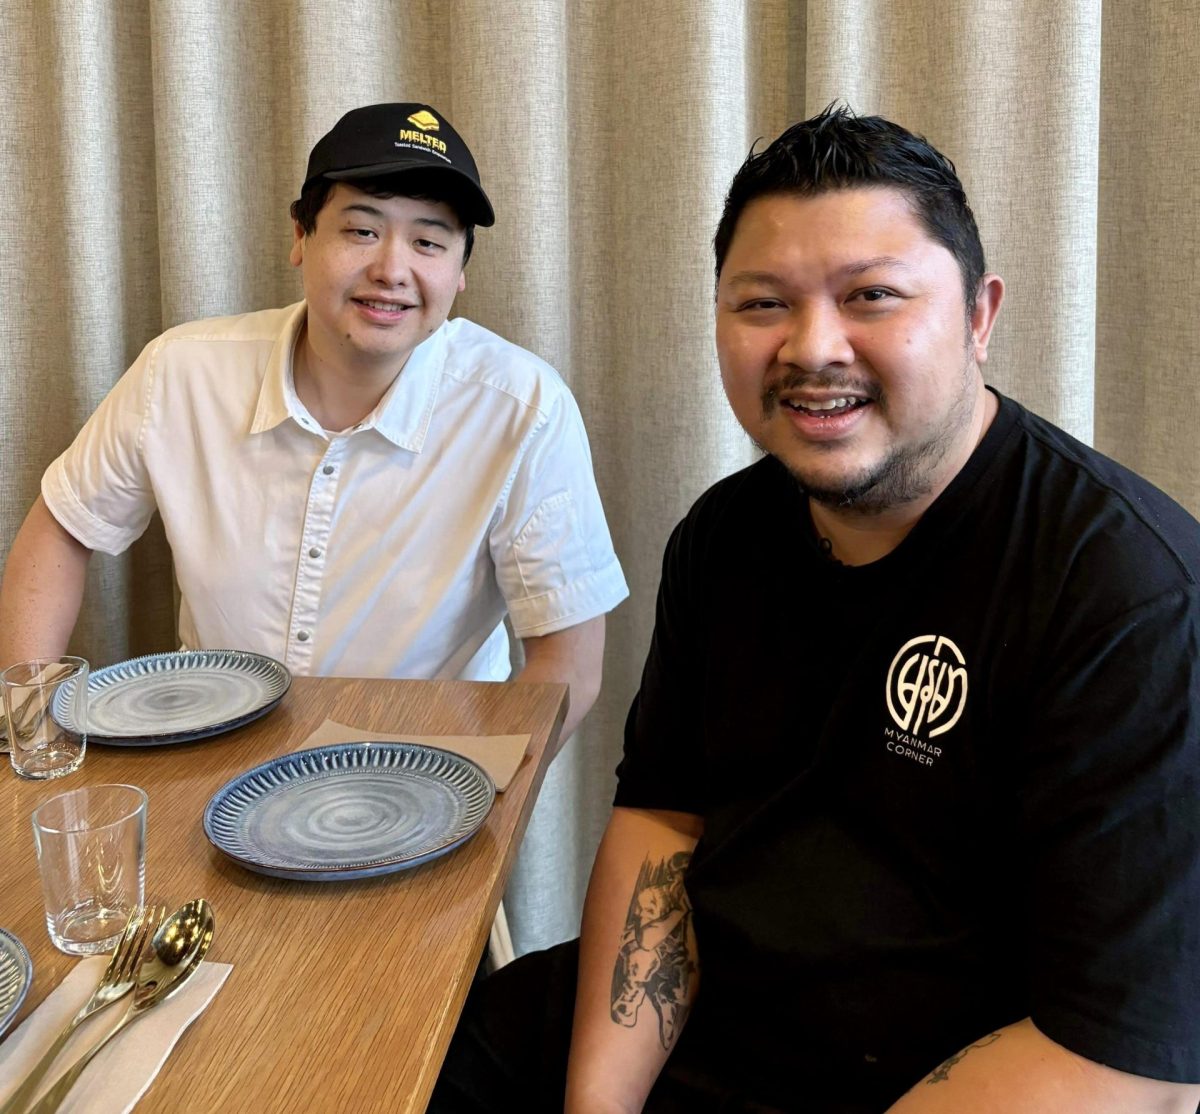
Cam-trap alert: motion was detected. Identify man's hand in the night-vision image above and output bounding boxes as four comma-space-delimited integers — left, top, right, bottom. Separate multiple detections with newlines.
566, 806, 703, 1114
888, 1017, 1200, 1113
516, 614, 604, 747
0, 496, 92, 670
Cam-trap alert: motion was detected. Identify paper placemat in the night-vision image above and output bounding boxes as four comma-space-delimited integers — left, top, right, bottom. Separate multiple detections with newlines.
300, 719, 530, 792
0, 955, 231, 1114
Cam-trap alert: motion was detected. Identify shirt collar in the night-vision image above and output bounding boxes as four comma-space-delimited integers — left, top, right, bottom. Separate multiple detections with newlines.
249, 303, 448, 452
368, 323, 447, 451
249, 302, 307, 436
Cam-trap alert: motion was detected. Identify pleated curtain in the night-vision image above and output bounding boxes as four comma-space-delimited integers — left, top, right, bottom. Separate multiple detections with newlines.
2, 0, 1197, 954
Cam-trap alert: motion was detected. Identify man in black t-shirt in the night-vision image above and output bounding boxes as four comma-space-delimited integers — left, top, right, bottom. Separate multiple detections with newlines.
430, 107, 1200, 1113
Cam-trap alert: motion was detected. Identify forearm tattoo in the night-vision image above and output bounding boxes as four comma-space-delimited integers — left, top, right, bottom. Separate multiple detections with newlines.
925, 1032, 1002, 1084
609, 851, 696, 1050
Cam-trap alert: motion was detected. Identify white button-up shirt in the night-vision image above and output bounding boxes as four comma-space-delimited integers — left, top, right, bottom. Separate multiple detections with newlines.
43, 303, 628, 681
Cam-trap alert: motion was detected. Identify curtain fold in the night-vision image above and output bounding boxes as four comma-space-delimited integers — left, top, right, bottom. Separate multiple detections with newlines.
2, 0, 1197, 954
1096, 1, 1200, 495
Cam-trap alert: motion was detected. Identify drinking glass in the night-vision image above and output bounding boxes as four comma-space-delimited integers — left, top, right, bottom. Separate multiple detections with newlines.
32, 784, 147, 954
3, 656, 88, 779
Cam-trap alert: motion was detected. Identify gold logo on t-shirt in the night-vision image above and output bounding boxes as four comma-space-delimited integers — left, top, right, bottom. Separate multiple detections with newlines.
886, 634, 968, 738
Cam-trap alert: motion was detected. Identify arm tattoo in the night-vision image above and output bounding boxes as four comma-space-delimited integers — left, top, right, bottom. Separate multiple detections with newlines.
609, 850, 696, 1050
925, 1032, 1002, 1084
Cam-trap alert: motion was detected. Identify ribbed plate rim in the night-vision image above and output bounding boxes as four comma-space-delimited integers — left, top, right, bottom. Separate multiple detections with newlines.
0, 927, 32, 1037
54, 649, 291, 744
202, 741, 496, 879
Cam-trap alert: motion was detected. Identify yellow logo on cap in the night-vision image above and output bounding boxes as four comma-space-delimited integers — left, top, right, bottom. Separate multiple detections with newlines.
407, 110, 440, 132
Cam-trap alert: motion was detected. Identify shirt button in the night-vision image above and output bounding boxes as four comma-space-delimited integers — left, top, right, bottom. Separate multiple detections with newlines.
297, 630, 311, 642
308, 547, 322, 559
322, 464, 334, 475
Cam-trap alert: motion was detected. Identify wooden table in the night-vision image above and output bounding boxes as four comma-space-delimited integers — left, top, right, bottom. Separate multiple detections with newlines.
1, 676, 568, 1111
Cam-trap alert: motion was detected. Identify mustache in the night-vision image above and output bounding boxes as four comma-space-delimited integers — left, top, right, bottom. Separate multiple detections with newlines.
762, 370, 883, 409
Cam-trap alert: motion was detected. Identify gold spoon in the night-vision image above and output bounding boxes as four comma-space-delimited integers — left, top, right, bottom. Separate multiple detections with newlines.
27, 900, 215, 1114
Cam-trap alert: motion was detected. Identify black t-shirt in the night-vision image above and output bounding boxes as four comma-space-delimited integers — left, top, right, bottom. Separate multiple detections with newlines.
615, 391, 1200, 1111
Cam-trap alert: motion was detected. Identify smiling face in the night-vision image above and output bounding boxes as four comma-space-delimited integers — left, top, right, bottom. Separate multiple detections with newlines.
289, 182, 467, 379
716, 187, 1002, 516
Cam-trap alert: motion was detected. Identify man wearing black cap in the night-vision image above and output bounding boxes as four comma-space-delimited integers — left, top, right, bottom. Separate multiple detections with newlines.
0, 103, 627, 743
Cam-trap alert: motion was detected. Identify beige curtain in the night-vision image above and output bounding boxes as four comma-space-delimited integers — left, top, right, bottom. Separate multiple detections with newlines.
3, 0, 1197, 954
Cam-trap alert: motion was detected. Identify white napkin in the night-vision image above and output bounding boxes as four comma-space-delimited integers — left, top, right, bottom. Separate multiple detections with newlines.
0, 956, 231, 1113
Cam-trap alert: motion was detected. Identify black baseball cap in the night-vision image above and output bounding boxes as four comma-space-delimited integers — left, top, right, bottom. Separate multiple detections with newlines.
302, 103, 495, 227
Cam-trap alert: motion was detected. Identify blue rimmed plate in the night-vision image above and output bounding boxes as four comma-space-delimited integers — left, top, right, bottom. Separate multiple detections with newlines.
55, 650, 291, 747
0, 928, 32, 1037
203, 742, 496, 880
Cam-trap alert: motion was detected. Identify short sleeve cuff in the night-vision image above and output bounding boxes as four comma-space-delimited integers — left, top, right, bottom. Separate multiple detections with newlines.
41, 458, 143, 556
506, 557, 629, 637
612, 782, 702, 813
1033, 1002, 1200, 1084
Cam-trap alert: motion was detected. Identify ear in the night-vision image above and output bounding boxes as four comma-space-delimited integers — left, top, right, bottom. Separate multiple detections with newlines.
969, 274, 1004, 364
457, 268, 466, 294
289, 220, 306, 268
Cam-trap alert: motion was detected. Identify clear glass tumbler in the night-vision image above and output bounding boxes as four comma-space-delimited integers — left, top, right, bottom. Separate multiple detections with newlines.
3, 656, 88, 779
31, 784, 147, 954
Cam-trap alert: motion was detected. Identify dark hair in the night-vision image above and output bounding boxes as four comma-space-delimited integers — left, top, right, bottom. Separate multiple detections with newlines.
290, 170, 475, 263
713, 104, 985, 313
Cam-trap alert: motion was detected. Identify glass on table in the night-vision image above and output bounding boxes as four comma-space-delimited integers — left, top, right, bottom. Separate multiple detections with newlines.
2, 655, 88, 779
32, 784, 148, 955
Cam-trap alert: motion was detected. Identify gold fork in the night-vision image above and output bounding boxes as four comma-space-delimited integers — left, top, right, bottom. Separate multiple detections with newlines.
0, 905, 164, 1114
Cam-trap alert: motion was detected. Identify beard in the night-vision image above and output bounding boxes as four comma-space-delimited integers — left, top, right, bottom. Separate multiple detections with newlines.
761, 357, 979, 516
790, 434, 956, 513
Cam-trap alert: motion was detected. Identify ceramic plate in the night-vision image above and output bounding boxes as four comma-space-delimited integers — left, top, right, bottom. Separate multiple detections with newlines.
203, 742, 496, 880
55, 650, 291, 746
0, 928, 32, 1037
